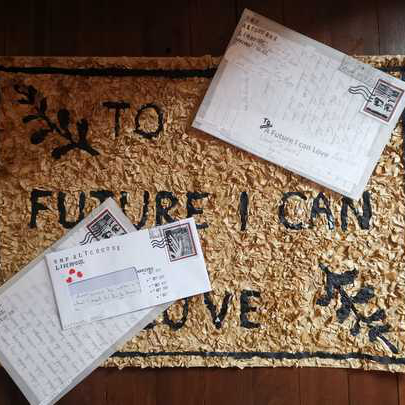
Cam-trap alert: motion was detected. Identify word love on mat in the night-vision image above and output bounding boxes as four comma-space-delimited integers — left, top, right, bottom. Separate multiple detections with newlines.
0, 56, 405, 372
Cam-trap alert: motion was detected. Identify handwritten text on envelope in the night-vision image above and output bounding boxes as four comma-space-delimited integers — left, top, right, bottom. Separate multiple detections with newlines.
193, 9, 405, 200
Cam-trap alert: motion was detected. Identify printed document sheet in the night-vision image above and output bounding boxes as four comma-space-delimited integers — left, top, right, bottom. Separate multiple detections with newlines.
193, 9, 405, 199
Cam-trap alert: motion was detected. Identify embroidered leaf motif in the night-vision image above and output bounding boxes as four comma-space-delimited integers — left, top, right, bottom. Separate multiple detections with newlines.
77, 119, 88, 140
352, 287, 374, 304
337, 305, 351, 323
14, 84, 37, 104
57, 109, 70, 129
22, 114, 39, 124
316, 264, 357, 307
366, 309, 386, 323
15, 84, 99, 159
316, 264, 397, 354
369, 324, 390, 342
39, 98, 47, 114
52, 144, 77, 159
350, 321, 361, 336
30, 129, 50, 144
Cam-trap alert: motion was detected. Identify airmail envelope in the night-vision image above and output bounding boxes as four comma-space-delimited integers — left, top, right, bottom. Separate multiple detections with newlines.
193, 8, 405, 200
46, 218, 211, 329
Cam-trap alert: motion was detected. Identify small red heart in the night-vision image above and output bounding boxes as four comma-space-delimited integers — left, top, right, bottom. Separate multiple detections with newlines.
66, 277, 72, 283
69, 269, 75, 275
77, 272, 83, 278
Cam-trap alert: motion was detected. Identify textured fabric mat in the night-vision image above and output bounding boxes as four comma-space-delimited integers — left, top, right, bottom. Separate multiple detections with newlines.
0, 56, 404, 371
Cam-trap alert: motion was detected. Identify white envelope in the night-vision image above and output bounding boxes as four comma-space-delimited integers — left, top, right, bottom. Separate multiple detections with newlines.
46, 217, 211, 329
193, 9, 405, 200
0, 199, 169, 405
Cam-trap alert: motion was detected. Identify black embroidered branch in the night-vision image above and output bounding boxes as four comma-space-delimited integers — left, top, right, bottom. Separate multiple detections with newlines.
15, 84, 99, 159
316, 263, 398, 354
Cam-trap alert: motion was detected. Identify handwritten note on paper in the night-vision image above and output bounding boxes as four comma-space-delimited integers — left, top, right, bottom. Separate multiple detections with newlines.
46, 218, 211, 330
193, 9, 405, 200
0, 199, 168, 405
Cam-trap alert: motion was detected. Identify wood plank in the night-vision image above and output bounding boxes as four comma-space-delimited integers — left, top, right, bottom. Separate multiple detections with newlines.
105, 368, 156, 405
75, 0, 107, 56
279, 0, 331, 46
0, 0, 7, 55
103, 0, 144, 56
4, 0, 34, 56
156, 368, 203, 405
58, 368, 107, 405
3, 0, 51, 56
31, 0, 51, 55
398, 373, 405, 405
0, 368, 27, 405
328, 0, 379, 54
299, 368, 349, 405
140, 0, 191, 56
236, 0, 284, 23
378, 0, 405, 54
252, 368, 300, 405
348, 370, 398, 405
50, 0, 80, 55
189, 0, 237, 56
104, 0, 190, 57
283, 0, 379, 54
204, 368, 253, 405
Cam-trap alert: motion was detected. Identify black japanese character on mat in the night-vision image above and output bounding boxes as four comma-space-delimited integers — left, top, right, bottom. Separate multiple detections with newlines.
15, 84, 99, 159
316, 263, 398, 354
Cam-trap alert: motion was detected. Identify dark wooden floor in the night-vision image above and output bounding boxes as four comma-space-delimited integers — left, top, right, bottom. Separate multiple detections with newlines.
0, 0, 405, 404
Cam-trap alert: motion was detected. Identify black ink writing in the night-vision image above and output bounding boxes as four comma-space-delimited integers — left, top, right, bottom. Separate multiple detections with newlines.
204, 292, 232, 329
102, 101, 130, 138
240, 289, 261, 329
341, 192, 372, 231
30, 189, 52, 228
186, 192, 209, 229
163, 298, 189, 331
134, 103, 164, 139
278, 191, 307, 230
239, 191, 249, 231
155, 191, 178, 225
58, 192, 86, 229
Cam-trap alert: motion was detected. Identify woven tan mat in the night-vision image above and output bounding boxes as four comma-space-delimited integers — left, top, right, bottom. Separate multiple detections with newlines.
0, 56, 405, 371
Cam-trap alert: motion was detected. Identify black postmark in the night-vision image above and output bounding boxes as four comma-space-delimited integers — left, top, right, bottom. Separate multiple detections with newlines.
80, 209, 126, 245
348, 85, 374, 102
149, 227, 167, 249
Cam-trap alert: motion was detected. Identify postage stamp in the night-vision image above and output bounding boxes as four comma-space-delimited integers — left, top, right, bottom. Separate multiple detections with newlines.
162, 222, 197, 262
362, 79, 404, 123
80, 209, 126, 245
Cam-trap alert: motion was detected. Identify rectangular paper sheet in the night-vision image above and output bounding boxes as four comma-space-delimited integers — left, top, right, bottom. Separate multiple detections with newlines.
46, 218, 211, 329
0, 199, 169, 405
193, 9, 405, 199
